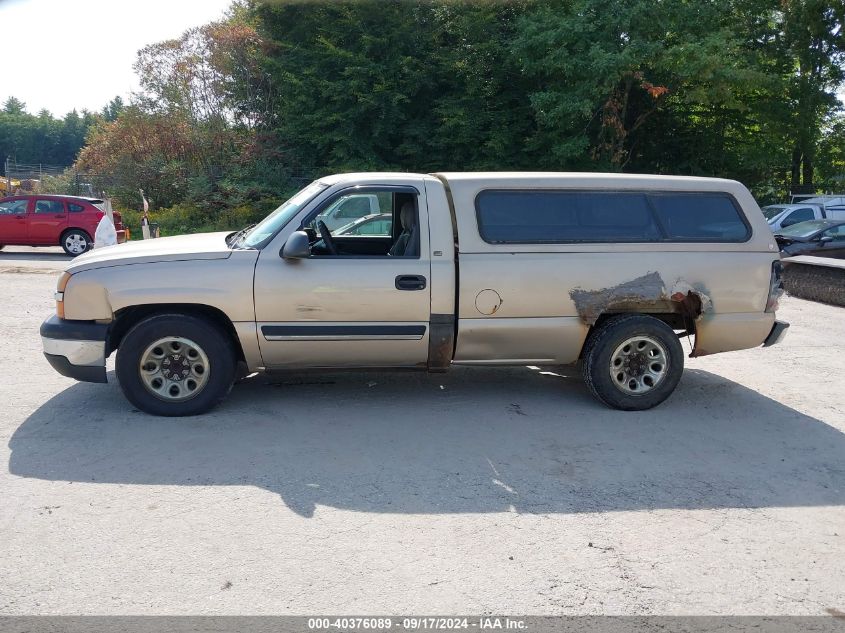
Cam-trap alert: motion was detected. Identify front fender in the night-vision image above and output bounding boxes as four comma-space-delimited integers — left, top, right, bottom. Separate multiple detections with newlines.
62, 252, 259, 323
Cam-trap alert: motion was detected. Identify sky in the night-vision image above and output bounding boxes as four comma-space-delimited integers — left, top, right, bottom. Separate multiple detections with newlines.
0, 0, 233, 117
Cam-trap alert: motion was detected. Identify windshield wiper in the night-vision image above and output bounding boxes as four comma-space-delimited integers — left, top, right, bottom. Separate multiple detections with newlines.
228, 223, 257, 249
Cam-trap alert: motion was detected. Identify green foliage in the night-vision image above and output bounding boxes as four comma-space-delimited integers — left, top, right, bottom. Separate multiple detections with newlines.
0, 97, 99, 166
513, 0, 764, 169
816, 114, 845, 190
101, 96, 125, 122
121, 197, 282, 237
3, 97, 26, 115
38, 171, 75, 194
251, 1, 537, 172
247, 0, 844, 195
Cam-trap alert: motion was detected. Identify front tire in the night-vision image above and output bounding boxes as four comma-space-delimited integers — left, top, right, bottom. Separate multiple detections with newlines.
581, 314, 684, 411
116, 314, 236, 416
60, 229, 92, 256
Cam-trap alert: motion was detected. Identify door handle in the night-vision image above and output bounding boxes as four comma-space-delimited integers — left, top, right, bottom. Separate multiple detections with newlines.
54, 214, 66, 218
15, 215, 24, 219
395, 275, 427, 291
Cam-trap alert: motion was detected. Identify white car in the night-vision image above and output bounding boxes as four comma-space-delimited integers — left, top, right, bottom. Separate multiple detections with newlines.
761, 201, 845, 231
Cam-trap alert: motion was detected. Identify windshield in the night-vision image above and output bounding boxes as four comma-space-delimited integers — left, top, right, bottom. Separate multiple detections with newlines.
761, 205, 787, 220
775, 220, 830, 238
240, 182, 327, 248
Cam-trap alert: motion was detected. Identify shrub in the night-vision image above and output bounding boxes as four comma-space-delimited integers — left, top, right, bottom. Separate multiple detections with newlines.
120, 198, 281, 238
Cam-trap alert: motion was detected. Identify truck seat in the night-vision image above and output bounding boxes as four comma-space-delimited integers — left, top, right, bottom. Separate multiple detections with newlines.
388, 202, 419, 257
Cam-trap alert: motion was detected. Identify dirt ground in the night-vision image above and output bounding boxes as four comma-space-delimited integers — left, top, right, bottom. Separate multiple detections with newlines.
1, 248, 844, 615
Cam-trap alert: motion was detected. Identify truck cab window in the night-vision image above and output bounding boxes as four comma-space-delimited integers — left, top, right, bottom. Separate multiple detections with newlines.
312, 193, 389, 231
305, 190, 419, 258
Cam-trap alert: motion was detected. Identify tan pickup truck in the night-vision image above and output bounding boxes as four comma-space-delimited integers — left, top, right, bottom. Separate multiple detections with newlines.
41, 172, 788, 416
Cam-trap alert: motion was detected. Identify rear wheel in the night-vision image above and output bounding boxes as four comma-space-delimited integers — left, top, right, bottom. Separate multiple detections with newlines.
116, 314, 236, 416
60, 229, 91, 256
581, 314, 684, 411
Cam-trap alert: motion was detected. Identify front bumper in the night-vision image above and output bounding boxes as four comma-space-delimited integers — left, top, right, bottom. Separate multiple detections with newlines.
763, 320, 790, 347
40, 314, 109, 383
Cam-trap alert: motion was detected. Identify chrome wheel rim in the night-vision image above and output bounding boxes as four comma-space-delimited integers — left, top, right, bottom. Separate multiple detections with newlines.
139, 337, 210, 402
65, 233, 87, 254
609, 335, 668, 395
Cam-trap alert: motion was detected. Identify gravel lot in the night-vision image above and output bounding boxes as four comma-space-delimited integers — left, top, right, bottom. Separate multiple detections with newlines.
1, 249, 844, 615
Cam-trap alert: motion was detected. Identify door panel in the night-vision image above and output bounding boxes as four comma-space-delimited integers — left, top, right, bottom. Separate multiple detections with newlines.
821, 241, 845, 258
254, 256, 431, 368
0, 199, 29, 242
29, 199, 67, 244
821, 226, 845, 258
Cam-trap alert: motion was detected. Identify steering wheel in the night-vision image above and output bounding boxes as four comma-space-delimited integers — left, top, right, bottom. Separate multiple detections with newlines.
317, 220, 338, 255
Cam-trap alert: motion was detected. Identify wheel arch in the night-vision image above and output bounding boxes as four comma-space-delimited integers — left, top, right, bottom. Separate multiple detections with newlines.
60, 226, 93, 241
578, 310, 694, 359
108, 303, 247, 364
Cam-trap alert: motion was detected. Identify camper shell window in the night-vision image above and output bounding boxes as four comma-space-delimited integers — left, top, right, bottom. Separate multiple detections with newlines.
475, 190, 750, 244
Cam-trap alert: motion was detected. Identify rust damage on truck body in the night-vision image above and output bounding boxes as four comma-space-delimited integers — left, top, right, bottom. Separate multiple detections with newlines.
570, 272, 713, 357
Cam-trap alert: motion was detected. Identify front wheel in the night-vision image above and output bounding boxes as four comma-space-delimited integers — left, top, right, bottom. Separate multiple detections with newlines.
116, 314, 236, 416
60, 229, 91, 256
581, 314, 684, 411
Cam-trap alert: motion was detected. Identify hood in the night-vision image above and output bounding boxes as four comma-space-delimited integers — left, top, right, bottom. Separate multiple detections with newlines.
66, 232, 233, 274
774, 233, 813, 246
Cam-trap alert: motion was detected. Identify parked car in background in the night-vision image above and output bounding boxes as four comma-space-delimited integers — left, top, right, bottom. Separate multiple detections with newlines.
334, 213, 393, 236
0, 194, 125, 255
774, 219, 845, 258
762, 197, 845, 232
314, 193, 382, 230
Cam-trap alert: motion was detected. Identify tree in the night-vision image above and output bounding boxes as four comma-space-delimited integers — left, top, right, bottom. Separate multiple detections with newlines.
0, 96, 97, 167
77, 105, 200, 208
3, 97, 26, 115
423, 2, 537, 170
512, 0, 770, 171
102, 96, 125, 122
816, 111, 845, 189
250, 1, 539, 172
779, 0, 845, 190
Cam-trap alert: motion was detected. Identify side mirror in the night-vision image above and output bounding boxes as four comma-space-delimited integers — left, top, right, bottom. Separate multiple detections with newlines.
281, 231, 311, 259
819, 235, 834, 244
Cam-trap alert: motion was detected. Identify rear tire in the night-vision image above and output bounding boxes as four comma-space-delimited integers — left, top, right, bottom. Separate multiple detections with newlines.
116, 314, 236, 416
581, 314, 684, 411
60, 229, 92, 256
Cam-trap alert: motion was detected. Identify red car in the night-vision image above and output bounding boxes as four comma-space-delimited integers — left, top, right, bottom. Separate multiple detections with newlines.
0, 194, 126, 256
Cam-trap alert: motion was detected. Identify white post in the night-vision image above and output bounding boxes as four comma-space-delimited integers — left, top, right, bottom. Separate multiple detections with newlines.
140, 188, 151, 239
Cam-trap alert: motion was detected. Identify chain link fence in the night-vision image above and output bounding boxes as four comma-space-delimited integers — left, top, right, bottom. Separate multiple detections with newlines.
2, 159, 128, 200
